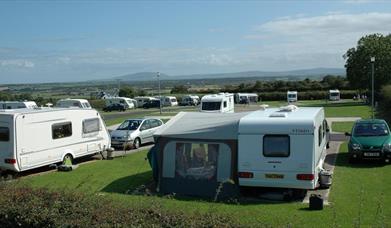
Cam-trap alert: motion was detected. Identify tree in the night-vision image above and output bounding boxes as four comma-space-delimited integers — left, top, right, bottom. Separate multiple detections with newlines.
170, 85, 189, 94
345, 34, 391, 91
119, 86, 135, 98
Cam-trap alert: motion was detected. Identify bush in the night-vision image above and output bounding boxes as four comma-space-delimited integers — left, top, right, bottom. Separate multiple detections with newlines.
377, 85, 391, 123
0, 184, 238, 227
258, 90, 357, 101
89, 99, 106, 109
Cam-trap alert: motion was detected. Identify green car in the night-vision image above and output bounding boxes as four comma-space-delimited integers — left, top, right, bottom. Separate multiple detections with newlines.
346, 119, 391, 163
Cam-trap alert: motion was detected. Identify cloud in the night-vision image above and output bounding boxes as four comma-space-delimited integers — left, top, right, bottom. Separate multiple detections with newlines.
243, 12, 391, 68
0, 59, 35, 68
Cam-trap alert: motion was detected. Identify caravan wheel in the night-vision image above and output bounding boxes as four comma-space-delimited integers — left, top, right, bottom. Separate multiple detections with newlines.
62, 154, 73, 166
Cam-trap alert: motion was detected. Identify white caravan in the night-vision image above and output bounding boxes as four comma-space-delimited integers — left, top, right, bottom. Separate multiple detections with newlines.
0, 101, 38, 109
105, 97, 135, 109
234, 93, 258, 104
238, 106, 328, 190
329, 89, 340, 101
162, 96, 178, 107
200, 93, 234, 113
56, 98, 92, 109
287, 91, 298, 103
0, 108, 111, 172
180, 95, 200, 106
134, 96, 155, 108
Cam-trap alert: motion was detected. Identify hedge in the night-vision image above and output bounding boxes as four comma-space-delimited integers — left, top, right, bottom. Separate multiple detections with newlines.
0, 184, 237, 227
258, 90, 358, 101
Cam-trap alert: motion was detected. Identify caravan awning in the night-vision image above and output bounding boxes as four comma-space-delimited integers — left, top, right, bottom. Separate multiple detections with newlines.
154, 112, 249, 140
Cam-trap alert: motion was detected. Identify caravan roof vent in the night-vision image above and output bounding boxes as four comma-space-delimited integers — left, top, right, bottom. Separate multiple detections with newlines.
279, 105, 298, 112
269, 112, 288, 118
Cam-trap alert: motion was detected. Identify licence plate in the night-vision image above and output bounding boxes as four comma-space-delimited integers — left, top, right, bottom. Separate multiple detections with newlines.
265, 174, 284, 179
364, 152, 380, 157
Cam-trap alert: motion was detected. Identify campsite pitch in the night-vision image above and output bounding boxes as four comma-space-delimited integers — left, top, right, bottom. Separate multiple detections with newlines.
17, 141, 391, 227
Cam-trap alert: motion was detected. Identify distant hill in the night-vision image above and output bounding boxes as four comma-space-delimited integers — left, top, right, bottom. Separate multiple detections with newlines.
114, 68, 345, 82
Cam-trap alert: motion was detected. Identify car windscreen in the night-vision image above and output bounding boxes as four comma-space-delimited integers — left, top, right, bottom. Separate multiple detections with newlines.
353, 123, 389, 137
117, 120, 141, 130
330, 93, 339, 96
288, 94, 296, 98
202, 102, 221, 111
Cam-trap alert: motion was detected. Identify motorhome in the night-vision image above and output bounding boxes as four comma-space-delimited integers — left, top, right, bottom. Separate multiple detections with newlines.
56, 98, 92, 109
0, 101, 38, 110
105, 97, 135, 109
238, 106, 329, 190
329, 89, 340, 101
180, 95, 200, 106
134, 97, 156, 108
0, 108, 111, 172
200, 93, 234, 113
234, 93, 258, 104
287, 91, 298, 103
162, 96, 178, 107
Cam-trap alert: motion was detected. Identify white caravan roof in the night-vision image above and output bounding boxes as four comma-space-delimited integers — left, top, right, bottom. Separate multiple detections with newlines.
202, 93, 233, 102
239, 106, 323, 135
329, 89, 340, 93
154, 111, 249, 140
0, 107, 93, 116
287, 91, 298, 95
236, 93, 258, 97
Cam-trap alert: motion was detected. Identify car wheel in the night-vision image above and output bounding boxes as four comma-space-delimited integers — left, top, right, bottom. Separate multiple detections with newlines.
133, 138, 141, 149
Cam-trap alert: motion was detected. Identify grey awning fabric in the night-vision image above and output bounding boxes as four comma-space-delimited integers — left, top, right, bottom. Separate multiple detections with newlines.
154, 112, 249, 140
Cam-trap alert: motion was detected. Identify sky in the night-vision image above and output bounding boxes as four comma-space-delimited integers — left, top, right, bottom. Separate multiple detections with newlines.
1, 0, 391, 84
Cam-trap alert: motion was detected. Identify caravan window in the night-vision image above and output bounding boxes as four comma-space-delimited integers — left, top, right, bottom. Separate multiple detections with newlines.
263, 135, 290, 157
52, 122, 72, 139
223, 101, 227, 108
202, 102, 221, 111
0, 127, 9, 141
175, 143, 218, 180
83, 118, 100, 134
318, 125, 323, 146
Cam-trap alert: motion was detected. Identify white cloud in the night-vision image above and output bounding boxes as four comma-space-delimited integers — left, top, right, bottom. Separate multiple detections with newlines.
243, 12, 391, 69
0, 59, 35, 68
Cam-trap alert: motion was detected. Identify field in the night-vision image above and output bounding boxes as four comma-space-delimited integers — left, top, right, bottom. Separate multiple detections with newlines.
18, 142, 391, 226
102, 99, 371, 126
2, 100, 383, 226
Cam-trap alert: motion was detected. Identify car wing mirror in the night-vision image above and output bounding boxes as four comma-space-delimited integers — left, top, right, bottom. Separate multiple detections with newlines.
345, 132, 351, 136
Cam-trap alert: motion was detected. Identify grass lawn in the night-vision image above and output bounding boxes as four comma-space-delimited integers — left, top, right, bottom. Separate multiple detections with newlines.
102, 100, 371, 126
332, 122, 355, 133
18, 143, 391, 226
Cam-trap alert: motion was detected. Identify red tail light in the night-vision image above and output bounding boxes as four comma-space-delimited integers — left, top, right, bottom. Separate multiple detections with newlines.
238, 172, 254, 178
296, 174, 314, 181
4, 158, 16, 164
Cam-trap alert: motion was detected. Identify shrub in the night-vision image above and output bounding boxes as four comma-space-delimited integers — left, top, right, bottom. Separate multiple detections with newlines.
89, 99, 106, 109
377, 85, 391, 123
0, 184, 238, 227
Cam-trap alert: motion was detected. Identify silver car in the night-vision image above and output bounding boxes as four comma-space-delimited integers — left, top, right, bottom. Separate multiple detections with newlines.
110, 118, 164, 149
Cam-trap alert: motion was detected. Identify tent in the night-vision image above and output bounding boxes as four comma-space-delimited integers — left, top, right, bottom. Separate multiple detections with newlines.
148, 111, 249, 199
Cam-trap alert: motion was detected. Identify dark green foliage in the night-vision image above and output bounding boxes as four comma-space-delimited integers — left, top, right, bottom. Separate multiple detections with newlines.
89, 99, 106, 109
0, 184, 237, 227
119, 86, 135, 98
345, 34, 391, 92
377, 85, 391, 123
258, 90, 357, 101
170, 85, 189, 94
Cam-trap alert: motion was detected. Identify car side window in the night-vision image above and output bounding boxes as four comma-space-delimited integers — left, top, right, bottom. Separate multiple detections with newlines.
141, 120, 151, 130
